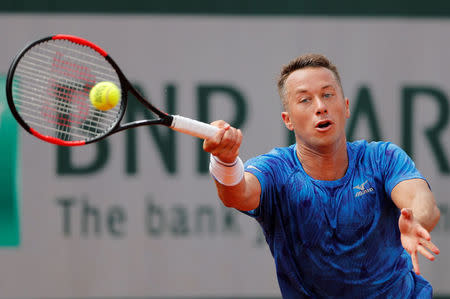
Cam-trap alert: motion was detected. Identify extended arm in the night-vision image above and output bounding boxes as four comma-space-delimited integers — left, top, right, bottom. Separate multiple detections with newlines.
391, 178, 440, 275
203, 120, 261, 211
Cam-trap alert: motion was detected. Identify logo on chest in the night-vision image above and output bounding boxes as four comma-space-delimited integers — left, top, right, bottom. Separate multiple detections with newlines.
353, 180, 375, 197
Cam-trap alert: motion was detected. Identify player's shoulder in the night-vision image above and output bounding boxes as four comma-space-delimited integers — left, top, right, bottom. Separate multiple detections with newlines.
245, 144, 297, 169
268, 144, 296, 158
348, 139, 402, 154
348, 140, 407, 165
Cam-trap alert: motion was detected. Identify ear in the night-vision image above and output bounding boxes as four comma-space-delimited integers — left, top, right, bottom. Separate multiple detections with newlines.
345, 98, 350, 119
281, 111, 294, 131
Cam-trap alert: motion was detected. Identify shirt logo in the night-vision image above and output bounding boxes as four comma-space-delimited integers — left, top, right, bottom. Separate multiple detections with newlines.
353, 180, 375, 197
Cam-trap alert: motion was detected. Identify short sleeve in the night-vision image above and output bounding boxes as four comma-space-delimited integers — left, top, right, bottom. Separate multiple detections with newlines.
241, 149, 291, 222
241, 155, 275, 219
381, 142, 427, 196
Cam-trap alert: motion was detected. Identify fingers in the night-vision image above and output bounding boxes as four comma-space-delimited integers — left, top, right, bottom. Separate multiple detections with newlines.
203, 120, 230, 151
417, 245, 435, 261
203, 121, 242, 163
204, 121, 229, 148
420, 238, 440, 255
408, 241, 439, 276
427, 241, 440, 255
415, 224, 440, 255
399, 209, 440, 274
411, 250, 420, 275
416, 225, 431, 241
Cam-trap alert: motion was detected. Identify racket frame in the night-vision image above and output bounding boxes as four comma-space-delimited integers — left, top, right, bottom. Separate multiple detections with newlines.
6, 34, 175, 146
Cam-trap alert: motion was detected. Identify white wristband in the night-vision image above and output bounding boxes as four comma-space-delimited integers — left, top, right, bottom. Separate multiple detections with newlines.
209, 155, 244, 186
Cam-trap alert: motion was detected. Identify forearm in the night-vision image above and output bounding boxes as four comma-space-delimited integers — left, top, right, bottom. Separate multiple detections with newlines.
409, 190, 440, 232
214, 172, 260, 211
392, 179, 440, 232
215, 179, 247, 208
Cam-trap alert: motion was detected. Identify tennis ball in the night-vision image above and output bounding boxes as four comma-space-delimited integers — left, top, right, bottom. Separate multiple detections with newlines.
89, 81, 121, 111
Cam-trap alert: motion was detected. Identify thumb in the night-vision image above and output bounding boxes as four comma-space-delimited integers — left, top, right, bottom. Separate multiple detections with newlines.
401, 208, 413, 220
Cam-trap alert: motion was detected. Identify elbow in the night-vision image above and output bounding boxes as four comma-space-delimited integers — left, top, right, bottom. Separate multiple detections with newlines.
217, 192, 238, 208
219, 194, 250, 210
217, 188, 243, 209
221, 198, 236, 208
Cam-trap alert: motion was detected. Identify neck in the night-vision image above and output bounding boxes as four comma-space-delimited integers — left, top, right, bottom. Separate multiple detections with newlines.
296, 139, 349, 181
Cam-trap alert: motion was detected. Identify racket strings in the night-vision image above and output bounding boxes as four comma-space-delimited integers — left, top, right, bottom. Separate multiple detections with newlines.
11, 39, 122, 142
14, 68, 117, 122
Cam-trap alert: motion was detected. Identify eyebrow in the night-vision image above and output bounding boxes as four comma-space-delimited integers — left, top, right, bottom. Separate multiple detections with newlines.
294, 85, 335, 94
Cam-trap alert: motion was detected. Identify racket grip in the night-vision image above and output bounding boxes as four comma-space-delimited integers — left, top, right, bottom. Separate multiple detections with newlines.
170, 115, 219, 139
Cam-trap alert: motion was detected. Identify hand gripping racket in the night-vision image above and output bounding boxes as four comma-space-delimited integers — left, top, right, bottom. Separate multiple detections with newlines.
6, 34, 219, 146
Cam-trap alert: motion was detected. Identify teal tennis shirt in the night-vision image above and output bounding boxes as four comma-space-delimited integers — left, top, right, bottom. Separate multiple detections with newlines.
244, 140, 432, 298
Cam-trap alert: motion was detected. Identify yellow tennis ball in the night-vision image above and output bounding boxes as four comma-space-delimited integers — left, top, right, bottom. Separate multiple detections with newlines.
89, 81, 121, 111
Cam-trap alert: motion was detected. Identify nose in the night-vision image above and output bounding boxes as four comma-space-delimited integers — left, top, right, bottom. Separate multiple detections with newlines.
315, 98, 328, 115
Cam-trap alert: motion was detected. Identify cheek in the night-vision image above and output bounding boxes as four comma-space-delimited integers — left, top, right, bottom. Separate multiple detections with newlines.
291, 110, 308, 125
334, 103, 349, 119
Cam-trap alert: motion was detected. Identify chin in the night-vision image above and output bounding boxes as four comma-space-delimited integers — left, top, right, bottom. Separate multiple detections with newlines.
310, 136, 342, 149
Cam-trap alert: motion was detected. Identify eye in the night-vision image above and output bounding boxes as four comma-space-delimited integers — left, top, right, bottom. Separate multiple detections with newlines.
299, 97, 310, 103
323, 93, 333, 99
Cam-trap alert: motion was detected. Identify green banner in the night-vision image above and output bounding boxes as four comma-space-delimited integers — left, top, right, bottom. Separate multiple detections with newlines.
1, 0, 450, 16
0, 75, 20, 246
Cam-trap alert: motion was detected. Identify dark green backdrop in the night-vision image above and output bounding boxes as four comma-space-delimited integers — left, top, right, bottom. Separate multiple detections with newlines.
2, 0, 450, 17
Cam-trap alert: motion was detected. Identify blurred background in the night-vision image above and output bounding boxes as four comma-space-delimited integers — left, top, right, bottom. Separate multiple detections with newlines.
1, 1, 449, 298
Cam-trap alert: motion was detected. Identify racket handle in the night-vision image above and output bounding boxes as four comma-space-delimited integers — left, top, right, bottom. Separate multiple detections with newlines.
170, 115, 219, 139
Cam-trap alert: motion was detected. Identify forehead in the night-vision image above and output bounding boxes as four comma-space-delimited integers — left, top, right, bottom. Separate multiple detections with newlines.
285, 67, 339, 94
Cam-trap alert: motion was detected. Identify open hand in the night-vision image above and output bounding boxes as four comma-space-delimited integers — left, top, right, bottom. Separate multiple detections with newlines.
399, 208, 440, 275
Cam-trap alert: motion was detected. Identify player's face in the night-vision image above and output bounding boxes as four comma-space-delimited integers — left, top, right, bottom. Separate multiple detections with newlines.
281, 67, 350, 150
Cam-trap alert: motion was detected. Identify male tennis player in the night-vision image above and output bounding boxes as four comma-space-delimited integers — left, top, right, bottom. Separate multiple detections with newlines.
204, 54, 441, 298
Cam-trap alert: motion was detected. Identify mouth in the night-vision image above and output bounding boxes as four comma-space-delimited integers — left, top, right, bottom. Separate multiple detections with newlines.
315, 120, 333, 130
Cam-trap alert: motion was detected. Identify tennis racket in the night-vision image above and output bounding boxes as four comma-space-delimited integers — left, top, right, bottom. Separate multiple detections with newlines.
6, 34, 219, 146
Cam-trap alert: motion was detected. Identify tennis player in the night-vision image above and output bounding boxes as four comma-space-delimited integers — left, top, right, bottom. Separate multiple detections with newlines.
204, 54, 441, 298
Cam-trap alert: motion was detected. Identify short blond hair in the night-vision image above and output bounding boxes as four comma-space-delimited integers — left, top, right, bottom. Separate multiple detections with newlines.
277, 54, 343, 109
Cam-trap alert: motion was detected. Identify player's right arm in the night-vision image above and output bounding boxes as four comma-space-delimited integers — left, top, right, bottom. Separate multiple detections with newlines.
203, 120, 261, 211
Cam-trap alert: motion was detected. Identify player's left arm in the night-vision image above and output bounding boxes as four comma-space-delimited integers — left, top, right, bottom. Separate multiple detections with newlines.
391, 178, 441, 275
